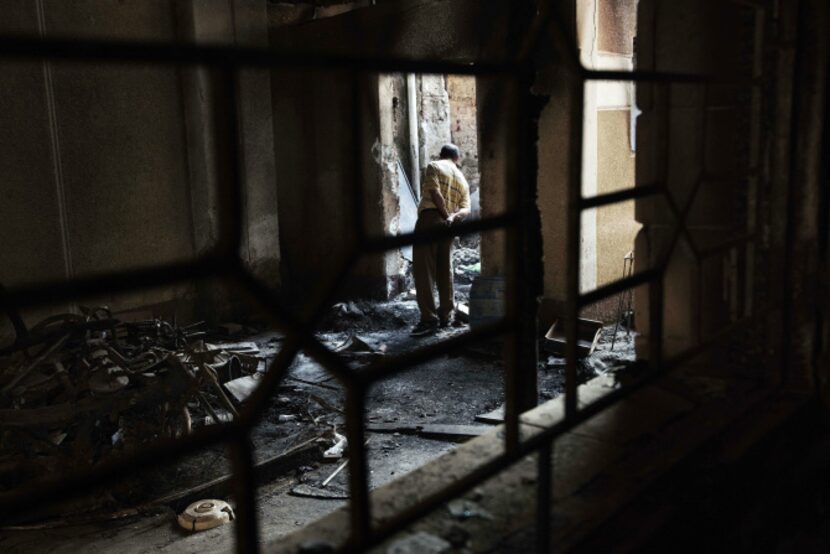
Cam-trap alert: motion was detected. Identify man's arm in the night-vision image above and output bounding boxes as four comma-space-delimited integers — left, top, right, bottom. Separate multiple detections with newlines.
430, 189, 470, 224
429, 189, 451, 220
447, 172, 471, 224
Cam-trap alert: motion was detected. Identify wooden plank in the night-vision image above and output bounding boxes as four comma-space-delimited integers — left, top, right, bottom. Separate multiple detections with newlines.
152, 436, 321, 510
366, 423, 491, 442
289, 484, 349, 500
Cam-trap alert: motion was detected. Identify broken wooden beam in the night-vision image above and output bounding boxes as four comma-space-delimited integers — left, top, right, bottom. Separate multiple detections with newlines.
152, 435, 322, 511
365, 423, 490, 442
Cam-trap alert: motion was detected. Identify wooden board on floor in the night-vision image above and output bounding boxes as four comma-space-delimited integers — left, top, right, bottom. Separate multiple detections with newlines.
366, 423, 491, 442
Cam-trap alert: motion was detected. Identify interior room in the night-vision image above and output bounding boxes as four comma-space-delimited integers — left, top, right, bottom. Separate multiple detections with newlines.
1, 1, 829, 553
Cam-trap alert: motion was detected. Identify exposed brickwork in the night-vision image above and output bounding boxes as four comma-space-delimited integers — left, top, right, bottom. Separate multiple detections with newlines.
447, 75, 480, 194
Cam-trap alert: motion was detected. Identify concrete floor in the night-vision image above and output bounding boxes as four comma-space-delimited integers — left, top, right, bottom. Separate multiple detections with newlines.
0, 298, 634, 553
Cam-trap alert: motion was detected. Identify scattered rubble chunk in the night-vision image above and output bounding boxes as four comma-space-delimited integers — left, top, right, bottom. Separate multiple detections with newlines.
447, 498, 493, 521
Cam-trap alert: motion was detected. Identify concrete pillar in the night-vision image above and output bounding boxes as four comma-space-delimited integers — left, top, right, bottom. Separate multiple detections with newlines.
232, 0, 281, 285
178, 0, 280, 285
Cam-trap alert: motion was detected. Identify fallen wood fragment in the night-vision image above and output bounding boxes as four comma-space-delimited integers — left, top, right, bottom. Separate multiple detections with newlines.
286, 375, 340, 391
366, 423, 490, 442
289, 484, 349, 500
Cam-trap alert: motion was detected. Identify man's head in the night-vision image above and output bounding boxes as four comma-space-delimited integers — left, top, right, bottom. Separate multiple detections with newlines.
439, 143, 461, 163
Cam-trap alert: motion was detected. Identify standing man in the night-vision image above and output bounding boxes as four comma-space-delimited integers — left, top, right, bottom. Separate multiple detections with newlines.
411, 144, 471, 336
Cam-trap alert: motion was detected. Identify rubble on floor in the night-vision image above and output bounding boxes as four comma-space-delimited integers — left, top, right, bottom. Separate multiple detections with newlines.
0, 289, 638, 547
0, 307, 297, 519
452, 244, 480, 285
320, 300, 417, 332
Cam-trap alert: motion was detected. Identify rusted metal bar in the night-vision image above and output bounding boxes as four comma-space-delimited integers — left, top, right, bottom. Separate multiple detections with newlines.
579, 183, 663, 210
362, 213, 518, 253
0, 256, 228, 312
229, 437, 260, 554
505, 67, 544, 452
577, 268, 661, 308
564, 79, 584, 418
0, 35, 520, 76
231, 260, 359, 426
536, 441, 552, 554
344, 386, 371, 548
583, 68, 760, 86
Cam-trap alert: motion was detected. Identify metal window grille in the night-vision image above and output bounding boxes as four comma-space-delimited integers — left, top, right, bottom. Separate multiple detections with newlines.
0, 1, 774, 553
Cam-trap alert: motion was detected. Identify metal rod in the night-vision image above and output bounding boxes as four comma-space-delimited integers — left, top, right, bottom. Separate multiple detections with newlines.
229, 437, 260, 554
322, 460, 349, 489
564, 76, 585, 418
362, 213, 518, 252
578, 268, 660, 308
536, 441, 552, 554
0, 255, 228, 312
580, 183, 663, 209
344, 386, 371, 547
0, 35, 521, 76
610, 253, 634, 351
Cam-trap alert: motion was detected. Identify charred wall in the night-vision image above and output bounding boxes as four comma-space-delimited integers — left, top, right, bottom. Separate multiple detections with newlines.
0, 0, 282, 341
0, 0, 195, 341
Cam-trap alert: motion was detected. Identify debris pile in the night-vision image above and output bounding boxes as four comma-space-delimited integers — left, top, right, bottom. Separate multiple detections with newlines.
320, 301, 417, 332
0, 308, 263, 494
452, 245, 480, 285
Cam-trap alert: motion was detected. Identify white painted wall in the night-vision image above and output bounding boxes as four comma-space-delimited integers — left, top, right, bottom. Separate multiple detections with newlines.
577, 0, 637, 295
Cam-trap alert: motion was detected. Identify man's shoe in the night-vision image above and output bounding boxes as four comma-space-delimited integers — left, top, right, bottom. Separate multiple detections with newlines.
410, 320, 439, 336
439, 316, 451, 328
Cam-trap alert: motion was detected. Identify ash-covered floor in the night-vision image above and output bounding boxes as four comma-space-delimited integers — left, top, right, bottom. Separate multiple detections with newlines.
1, 260, 637, 553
